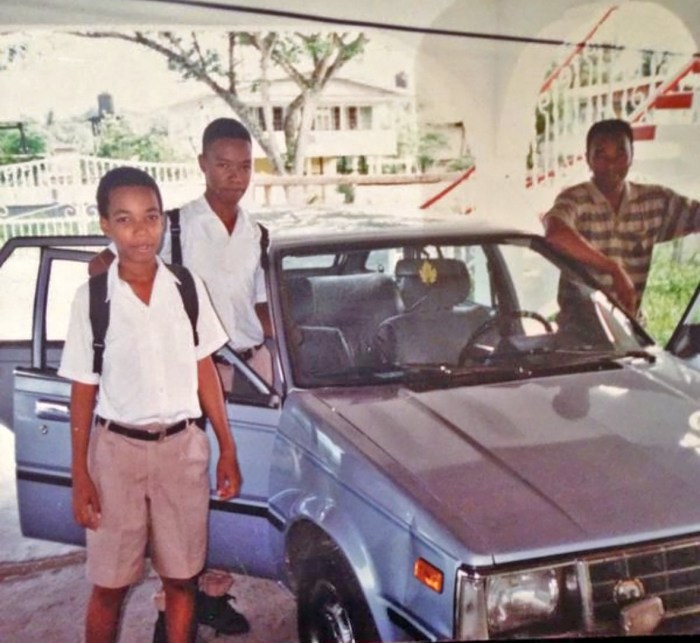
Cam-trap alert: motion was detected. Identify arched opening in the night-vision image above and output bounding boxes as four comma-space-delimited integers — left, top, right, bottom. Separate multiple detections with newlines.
502, 1, 698, 220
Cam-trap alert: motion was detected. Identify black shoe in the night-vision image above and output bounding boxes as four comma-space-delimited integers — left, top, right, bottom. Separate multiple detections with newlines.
196, 590, 251, 636
152, 610, 167, 643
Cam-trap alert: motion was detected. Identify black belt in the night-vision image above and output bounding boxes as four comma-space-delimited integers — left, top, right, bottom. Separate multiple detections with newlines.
236, 344, 262, 361
96, 415, 198, 441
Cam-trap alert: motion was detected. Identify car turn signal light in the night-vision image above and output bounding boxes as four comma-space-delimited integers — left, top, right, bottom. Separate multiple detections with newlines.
414, 557, 444, 593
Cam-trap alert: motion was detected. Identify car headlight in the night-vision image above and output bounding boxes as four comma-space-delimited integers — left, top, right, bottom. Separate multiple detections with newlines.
456, 564, 580, 639
486, 569, 560, 633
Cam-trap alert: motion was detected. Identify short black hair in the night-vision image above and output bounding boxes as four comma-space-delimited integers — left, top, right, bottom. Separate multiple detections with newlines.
586, 119, 634, 152
202, 118, 252, 150
96, 166, 163, 219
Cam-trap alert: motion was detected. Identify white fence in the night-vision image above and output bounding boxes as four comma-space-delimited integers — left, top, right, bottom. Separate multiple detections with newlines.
527, 7, 700, 189
0, 154, 202, 207
0, 153, 473, 243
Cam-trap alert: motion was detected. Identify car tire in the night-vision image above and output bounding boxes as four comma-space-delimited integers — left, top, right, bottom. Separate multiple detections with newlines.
297, 549, 380, 643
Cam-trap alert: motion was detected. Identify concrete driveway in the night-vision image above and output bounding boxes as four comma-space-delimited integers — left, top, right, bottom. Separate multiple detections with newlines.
0, 426, 297, 642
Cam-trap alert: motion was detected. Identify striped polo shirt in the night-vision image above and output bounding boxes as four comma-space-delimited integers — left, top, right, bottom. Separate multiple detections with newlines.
544, 180, 700, 306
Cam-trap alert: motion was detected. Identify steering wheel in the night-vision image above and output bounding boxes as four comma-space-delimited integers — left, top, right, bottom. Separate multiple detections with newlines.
458, 310, 553, 366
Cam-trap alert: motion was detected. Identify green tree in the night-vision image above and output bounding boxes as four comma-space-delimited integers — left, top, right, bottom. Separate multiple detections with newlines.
0, 126, 46, 164
95, 116, 180, 162
417, 130, 447, 173
77, 30, 368, 175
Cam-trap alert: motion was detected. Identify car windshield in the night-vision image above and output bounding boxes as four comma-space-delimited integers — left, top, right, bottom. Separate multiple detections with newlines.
279, 235, 652, 389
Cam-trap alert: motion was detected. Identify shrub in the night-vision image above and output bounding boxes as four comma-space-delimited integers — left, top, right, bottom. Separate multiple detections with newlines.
641, 242, 699, 346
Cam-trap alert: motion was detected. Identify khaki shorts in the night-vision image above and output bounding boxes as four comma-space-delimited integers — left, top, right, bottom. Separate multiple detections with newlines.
86, 421, 211, 588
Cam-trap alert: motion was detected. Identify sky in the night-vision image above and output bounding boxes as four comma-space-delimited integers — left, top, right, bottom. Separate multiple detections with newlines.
0, 32, 195, 121
0, 30, 414, 123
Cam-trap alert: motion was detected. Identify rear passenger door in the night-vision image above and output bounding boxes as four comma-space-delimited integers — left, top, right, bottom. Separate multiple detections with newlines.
1, 238, 101, 546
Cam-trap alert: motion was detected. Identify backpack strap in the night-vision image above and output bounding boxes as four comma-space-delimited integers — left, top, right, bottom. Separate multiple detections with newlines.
258, 222, 270, 271
166, 264, 199, 347
88, 272, 109, 375
166, 208, 182, 266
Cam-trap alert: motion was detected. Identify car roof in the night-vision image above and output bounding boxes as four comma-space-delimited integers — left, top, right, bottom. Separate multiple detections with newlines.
255, 207, 536, 250
0, 209, 538, 262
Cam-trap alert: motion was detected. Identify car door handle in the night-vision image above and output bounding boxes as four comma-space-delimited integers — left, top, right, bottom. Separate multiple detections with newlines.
35, 399, 70, 422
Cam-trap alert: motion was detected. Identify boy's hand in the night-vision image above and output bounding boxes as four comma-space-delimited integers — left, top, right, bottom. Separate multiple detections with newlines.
72, 471, 101, 530
216, 450, 242, 500
609, 262, 637, 315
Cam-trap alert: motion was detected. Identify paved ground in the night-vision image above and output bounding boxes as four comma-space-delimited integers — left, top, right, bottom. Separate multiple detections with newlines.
0, 426, 298, 642
0, 558, 297, 642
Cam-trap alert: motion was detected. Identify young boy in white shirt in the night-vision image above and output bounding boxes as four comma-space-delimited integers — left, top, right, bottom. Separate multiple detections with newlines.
59, 166, 242, 643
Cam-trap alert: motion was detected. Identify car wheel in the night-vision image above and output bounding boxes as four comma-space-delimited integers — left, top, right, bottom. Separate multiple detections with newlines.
297, 550, 380, 643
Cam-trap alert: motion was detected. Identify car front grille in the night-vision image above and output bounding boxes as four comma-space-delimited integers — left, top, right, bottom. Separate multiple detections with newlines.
587, 536, 700, 628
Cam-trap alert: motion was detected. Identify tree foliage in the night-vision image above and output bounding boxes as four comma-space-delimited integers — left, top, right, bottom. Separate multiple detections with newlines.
0, 126, 45, 164
417, 130, 448, 173
94, 116, 180, 162
76, 30, 368, 174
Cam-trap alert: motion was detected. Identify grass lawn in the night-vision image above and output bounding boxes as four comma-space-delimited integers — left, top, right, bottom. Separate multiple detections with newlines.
641, 240, 699, 346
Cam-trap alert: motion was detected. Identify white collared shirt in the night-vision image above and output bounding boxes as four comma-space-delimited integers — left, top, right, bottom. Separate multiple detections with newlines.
58, 257, 227, 426
161, 196, 267, 351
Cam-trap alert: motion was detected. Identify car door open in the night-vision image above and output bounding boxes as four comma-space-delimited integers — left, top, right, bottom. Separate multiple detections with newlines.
9, 241, 98, 546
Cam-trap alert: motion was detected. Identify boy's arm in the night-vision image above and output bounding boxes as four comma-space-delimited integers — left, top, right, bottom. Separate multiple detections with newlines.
198, 355, 242, 500
544, 215, 637, 314
70, 381, 101, 530
255, 302, 273, 338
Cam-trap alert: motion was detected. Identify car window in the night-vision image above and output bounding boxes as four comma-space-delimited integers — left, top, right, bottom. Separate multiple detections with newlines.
281, 254, 337, 270
668, 284, 700, 362
280, 237, 648, 389
0, 247, 40, 341
498, 242, 561, 331
46, 258, 89, 341
365, 248, 402, 274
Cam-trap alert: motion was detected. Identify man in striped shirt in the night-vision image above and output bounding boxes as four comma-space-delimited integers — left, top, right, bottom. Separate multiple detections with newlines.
543, 118, 700, 316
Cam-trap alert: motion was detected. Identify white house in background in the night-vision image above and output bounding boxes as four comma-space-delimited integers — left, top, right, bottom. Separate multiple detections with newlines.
162, 77, 416, 175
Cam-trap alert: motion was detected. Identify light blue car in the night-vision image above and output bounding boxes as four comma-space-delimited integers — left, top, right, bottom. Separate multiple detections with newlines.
1, 219, 699, 640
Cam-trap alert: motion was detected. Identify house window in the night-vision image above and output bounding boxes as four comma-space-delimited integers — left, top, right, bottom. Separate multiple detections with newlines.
347, 106, 358, 130
359, 106, 372, 130
256, 107, 284, 130
314, 107, 331, 130
273, 106, 284, 131
314, 106, 344, 130
332, 107, 341, 130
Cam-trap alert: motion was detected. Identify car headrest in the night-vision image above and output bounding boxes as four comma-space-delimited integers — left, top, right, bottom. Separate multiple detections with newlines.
395, 258, 471, 310
284, 277, 314, 324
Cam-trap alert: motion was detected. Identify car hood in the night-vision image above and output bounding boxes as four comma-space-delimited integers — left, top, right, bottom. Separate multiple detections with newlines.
316, 358, 700, 564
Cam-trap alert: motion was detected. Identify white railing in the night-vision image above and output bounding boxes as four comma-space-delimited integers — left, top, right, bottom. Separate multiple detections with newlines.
526, 8, 700, 190
0, 167, 470, 244
0, 154, 201, 206
0, 203, 100, 244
